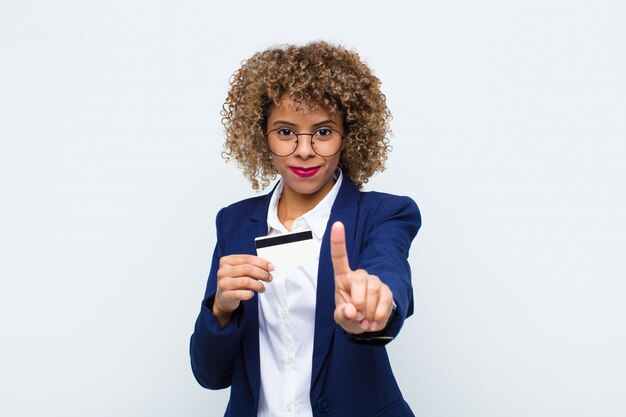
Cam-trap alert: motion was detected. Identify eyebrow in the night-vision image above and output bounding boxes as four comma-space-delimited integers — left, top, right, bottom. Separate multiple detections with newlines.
271, 119, 338, 128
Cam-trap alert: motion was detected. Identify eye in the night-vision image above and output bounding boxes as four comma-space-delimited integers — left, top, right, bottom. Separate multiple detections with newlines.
315, 128, 333, 137
276, 128, 294, 136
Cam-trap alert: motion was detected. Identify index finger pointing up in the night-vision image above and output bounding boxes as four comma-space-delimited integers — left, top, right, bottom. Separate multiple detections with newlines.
330, 221, 352, 279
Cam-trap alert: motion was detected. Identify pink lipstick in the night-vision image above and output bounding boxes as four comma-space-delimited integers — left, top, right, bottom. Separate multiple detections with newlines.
289, 166, 321, 178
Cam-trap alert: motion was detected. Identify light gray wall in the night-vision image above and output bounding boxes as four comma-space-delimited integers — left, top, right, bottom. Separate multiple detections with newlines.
1, 1, 625, 416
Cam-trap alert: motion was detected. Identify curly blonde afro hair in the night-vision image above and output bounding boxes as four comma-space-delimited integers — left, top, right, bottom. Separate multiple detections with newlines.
221, 41, 392, 190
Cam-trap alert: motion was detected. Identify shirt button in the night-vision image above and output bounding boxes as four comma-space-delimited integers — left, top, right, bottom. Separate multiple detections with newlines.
286, 357, 294, 365
280, 311, 289, 320
286, 403, 293, 412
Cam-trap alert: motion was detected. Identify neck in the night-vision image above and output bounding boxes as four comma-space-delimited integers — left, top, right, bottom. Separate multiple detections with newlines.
277, 178, 335, 231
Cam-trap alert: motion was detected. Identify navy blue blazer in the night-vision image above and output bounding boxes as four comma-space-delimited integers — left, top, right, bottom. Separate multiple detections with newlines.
190, 174, 421, 417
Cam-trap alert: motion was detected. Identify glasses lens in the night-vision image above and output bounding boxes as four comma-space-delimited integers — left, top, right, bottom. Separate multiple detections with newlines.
312, 129, 342, 157
267, 129, 297, 156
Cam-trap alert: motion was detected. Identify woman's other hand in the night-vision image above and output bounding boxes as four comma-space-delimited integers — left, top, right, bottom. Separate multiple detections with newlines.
213, 255, 274, 327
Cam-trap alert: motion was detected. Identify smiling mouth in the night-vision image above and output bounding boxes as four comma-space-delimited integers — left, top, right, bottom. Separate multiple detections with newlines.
289, 166, 321, 177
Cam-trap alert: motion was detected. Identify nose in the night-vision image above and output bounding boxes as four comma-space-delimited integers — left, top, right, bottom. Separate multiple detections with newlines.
293, 134, 316, 158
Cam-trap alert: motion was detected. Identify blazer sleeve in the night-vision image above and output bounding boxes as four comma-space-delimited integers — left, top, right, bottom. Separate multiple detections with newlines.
348, 195, 421, 345
189, 208, 246, 389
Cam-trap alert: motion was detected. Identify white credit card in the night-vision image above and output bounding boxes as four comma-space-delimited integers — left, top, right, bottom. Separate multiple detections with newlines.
255, 230, 316, 270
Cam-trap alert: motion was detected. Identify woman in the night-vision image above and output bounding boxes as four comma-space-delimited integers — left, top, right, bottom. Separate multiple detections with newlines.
190, 41, 421, 417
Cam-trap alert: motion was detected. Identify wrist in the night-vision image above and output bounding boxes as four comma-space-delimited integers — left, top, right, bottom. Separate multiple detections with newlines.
210, 297, 233, 328
348, 300, 397, 341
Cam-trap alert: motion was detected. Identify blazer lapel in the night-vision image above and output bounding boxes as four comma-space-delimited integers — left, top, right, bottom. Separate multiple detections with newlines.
310, 174, 360, 392
242, 189, 274, 406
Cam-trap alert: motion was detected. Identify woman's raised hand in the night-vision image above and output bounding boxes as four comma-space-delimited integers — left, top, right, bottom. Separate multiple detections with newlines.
330, 221, 395, 334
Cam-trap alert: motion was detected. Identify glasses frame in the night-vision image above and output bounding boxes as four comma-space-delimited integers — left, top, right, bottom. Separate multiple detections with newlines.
264, 127, 345, 157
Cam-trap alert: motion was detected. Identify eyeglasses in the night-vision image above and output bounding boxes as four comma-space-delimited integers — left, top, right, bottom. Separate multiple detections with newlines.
264, 127, 344, 157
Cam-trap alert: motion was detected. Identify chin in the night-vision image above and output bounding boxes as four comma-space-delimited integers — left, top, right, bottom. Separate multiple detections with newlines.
286, 181, 326, 195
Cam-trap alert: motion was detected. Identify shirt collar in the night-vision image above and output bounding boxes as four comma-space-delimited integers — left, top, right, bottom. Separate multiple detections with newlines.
267, 168, 343, 240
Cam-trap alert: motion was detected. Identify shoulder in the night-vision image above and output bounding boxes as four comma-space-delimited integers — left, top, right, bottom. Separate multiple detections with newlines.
220, 194, 267, 216
336, 174, 421, 230
213, 193, 270, 233
348, 190, 422, 242
338, 173, 419, 215
358, 190, 418, 208
357, 191, 421, 222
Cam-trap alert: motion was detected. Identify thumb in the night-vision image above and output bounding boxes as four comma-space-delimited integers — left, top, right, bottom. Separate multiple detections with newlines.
330, 221, 352, 284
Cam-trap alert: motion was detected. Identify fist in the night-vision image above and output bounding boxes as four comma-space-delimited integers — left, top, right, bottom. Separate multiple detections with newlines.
213, 254, 274, 327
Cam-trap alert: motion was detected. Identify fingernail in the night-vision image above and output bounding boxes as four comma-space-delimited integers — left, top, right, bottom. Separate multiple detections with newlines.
268, 272, 273, 281
356, 312, 364, 321
371, 321, 380, 330
360, 320, 370, 329
268, 263, 275, 271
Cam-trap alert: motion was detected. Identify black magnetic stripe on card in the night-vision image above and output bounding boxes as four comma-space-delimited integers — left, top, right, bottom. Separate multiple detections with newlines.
255, 230, 313, 249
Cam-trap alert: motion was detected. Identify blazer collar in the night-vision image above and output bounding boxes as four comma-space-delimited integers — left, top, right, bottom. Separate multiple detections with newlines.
250, 182, 278, 225
327, 169, 360, 213
242, 185, 275, 406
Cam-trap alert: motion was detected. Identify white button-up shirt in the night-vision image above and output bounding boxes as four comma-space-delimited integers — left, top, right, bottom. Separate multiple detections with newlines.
257, 170, 343, 417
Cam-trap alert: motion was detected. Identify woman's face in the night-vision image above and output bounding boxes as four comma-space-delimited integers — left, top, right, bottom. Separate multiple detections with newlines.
266, 96, 344, 201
